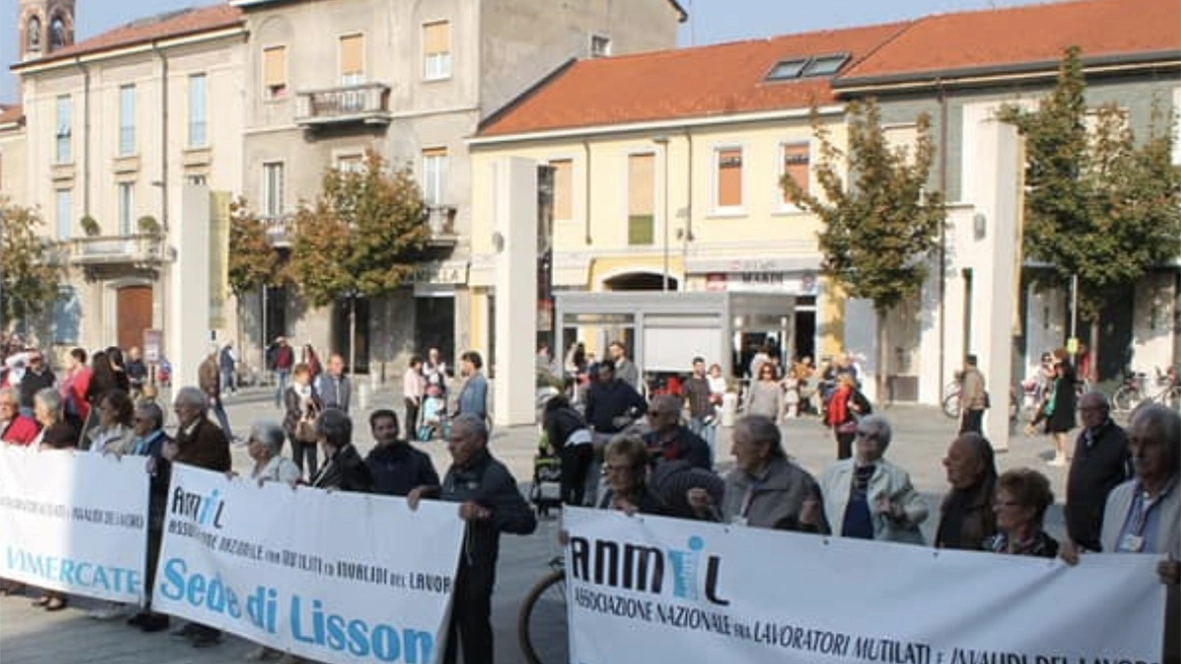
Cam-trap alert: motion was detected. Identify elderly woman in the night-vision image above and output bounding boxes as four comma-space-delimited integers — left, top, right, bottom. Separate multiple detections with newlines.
87, 389, 136, 455
0, 386, 39, 445
826, 373, 872, 460
689, 415, 827, 532
284, 363, 320, 481
25, 388, 77, 611
743, 362, 782, 420
597, 434, 666, 515
819, 415, 927, 544
985, 468, 1058, 556
248, 421, 301, 485
310, 409, 372, 492
935, 432, 998, 550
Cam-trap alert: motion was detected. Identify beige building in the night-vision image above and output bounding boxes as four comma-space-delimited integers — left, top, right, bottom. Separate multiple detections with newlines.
7, 0, 246, 354
231, 0, 685, 377
469, 24, 917, 375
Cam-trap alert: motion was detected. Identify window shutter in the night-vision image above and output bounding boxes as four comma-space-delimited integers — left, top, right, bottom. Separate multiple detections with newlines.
718, 148, 742, 207
551, 160, 573, 221
423, 22, 450, 55
628, 153, 654, 216
782, 144, 809, 201
339, 35, 363, 77
263, 46, 287, 87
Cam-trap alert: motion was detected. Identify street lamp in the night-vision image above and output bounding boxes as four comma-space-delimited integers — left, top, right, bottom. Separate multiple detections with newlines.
652, 136, 671, 291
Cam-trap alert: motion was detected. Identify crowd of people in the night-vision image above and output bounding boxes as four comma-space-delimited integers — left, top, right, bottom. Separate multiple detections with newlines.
2, 335, 1178, 663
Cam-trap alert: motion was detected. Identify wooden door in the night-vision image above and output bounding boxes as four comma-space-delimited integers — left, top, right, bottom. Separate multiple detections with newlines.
117, 286, 153, 352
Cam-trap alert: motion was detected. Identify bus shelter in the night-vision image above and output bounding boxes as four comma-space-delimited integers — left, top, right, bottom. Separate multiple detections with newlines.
553, 291, 796, 380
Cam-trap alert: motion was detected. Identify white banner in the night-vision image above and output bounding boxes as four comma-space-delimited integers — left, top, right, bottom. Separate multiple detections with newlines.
153, 465, 464, 664
0, 446, 149, 603
564, 507, 1168, 664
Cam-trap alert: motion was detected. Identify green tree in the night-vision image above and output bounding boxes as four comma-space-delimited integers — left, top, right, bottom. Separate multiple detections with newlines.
0, 199, 64, 332
227, 197, 281, 362
286, 150, 430, 372
783, 99, 946, 401
999, 47, 1181, 380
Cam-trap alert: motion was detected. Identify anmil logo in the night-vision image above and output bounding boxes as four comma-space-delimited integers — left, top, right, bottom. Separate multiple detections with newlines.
570, 534, 729, 606
170, 486, 227, 529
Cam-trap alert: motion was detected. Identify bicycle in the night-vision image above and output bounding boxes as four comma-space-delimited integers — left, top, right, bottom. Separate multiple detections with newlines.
518, 555, 568, 664
1112, 367, 1179, 414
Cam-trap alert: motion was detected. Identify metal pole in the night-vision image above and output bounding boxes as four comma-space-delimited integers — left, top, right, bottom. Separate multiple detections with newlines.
1069, 273, 1078, 339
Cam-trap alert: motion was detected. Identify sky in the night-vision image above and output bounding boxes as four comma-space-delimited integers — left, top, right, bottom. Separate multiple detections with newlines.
0, 0, 1044, 103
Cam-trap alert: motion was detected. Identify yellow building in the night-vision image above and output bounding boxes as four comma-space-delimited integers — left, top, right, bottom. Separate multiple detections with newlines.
469, 24, 911, 370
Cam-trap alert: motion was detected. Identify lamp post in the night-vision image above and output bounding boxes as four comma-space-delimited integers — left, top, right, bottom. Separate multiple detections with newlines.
653, 136, 671, 291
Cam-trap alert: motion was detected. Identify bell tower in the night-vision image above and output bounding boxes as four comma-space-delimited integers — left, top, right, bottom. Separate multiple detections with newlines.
18, 0, 74, 61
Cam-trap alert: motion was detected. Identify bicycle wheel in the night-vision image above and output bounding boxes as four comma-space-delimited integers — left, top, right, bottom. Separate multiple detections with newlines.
518, 569, 568, 664
942, 393, 960, 419
1111, 386, 1138, 414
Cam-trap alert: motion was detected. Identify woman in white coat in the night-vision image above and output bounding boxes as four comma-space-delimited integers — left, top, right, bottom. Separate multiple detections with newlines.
819, 415, 928, 544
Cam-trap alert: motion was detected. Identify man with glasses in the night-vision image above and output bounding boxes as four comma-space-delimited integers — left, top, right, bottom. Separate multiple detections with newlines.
643, 394, 711, 471
18, 350, 54, 421
125, 401, 173, 632
1064, 392, 1131, 552
0, 386, 38, 445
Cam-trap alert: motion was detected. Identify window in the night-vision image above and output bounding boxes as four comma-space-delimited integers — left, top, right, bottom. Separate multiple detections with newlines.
715, 147, 743, 210
262, 162, 284, 217
54, 94, 71, 163
52, 287, 81, 345
339, 34, 364, 85
27, 16, 41, 51
422, 148, 448, 206
780, 143, 810, 205
590, 34, 611, 58
188, 175, 208, 186
118, 183, 134, 235
188, 74, 207, 148
118, 84, 136, 156
884, 124, 919, 164
423, 21, 451, 80
336, 153, 364, 173
802, 54, 848, 76
766, 59, 807, 81
550, 159, 573, 221
55, 189, 72, 240
627, 153, 655, 245
263, 45, 288, 99
765, 53, 849, 81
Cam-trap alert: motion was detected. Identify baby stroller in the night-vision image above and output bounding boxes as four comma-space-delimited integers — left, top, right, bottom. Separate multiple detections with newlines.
417, 387, 449, 442
529, 432, 564, 518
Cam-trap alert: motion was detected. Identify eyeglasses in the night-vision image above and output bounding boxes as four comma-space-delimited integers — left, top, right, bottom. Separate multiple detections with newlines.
855, 429, 879, 439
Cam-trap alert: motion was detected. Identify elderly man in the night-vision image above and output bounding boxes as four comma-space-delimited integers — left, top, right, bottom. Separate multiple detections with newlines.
1065, 391, 1131, 552
643, 394, 712, 471
408, 414, 536, 664
315, 353, 352, 413
310, 409, 372, 492
689, 414, 827, 533
125, 401, 172, 632
818, 415, 927, 544
170, 386, 230, 648
0, 386, 39, 445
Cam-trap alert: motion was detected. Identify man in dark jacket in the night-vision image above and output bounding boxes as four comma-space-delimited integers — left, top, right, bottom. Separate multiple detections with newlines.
126, 400, 172, 632
682, 357, 716, 457
1065, 392, 1132, 551
310, 409, 372, 492
18, 350, 54, 418
408, 413, 537, 664
643, 394, 712, 470
170, 386, 230, 647
584, 360, 647, 505
364, 409, 437, 496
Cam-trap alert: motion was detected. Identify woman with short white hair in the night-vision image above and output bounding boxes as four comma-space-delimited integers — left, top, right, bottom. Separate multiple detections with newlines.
248, 421, 300, 485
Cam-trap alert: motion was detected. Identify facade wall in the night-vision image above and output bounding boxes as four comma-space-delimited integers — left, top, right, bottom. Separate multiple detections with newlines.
0, 127, 27, 206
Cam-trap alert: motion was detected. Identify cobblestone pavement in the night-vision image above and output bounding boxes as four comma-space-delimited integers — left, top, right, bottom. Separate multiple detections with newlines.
1, 384, 1084, 663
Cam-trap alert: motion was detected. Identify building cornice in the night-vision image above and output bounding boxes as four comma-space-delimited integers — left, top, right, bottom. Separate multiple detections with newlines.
11, 26, 247, 75
469, 105, 845, 147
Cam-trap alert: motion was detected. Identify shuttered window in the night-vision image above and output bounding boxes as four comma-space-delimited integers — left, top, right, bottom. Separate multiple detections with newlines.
628, 153, 654, 245
423, 21, 451, 80
263, 46, 288, 98
716, 147, 742, 208
781, 143, 809, 203
340, 34, 363, 79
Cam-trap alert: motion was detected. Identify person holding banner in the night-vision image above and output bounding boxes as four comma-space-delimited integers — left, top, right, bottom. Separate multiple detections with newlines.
935, 432, 998, 550
598, 434, 668, 515
985, 468, 1058, 557
125, 400, 173, 633
689, 414, 827, 533
171, 386, 231, 648
247, 421, 301, 486
818, 415, 927, 544
25, 388, 78, 610
87, 389, 136, 456
408, 413, 537, 664
0, 386, 39, 445
310, 409, 373, 492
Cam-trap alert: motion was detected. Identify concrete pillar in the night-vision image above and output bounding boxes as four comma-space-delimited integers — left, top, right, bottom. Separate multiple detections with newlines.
168, 184, 211, 408
492, 158, 538, 426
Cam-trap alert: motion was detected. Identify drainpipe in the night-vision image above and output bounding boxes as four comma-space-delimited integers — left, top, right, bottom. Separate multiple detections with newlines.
72, 56, 91, 215
683, 128, 694, 242
937, 79, 948, 395
582, 139, 592, 245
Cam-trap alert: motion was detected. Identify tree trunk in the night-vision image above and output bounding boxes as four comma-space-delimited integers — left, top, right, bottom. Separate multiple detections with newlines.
348, 294, 357, 378
876, 309, 889, 406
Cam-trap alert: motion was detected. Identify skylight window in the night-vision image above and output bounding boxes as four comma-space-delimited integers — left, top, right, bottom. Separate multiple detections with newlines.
765, 53, 851, 81
766, 58, 808, 81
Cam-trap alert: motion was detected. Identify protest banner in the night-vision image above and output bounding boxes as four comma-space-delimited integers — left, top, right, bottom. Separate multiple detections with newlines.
153, 465, 464, 664
0, 446, 149, 603
563, 506, 1168, 664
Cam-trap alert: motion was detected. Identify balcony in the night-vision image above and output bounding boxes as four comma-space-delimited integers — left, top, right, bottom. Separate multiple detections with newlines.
68, 234, 170, 274
295, 83, 392, 128
262, 214, 296, 248
425, 205, 458, 247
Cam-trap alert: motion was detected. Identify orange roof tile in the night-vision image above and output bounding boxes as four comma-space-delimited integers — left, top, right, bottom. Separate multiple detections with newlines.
14, 4, 242, 69
841, 0, 1181, 83
478, 22, 909, 137
0, 104, 23, 126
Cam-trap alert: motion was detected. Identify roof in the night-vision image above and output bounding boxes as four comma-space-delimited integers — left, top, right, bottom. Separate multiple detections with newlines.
13, 4, 242, 69
478, 22, 910, 137
0, 104, 22, 125
230, 0, 689, 21
840, 0, 1181, 85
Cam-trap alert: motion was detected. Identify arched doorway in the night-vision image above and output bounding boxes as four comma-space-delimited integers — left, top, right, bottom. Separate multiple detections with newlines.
603, 272, 678, 292
116, 285, 153, 351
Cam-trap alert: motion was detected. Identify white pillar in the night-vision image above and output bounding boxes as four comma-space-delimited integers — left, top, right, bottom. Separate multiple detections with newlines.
168, 184, 211, 407
492, 158, 538, 427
